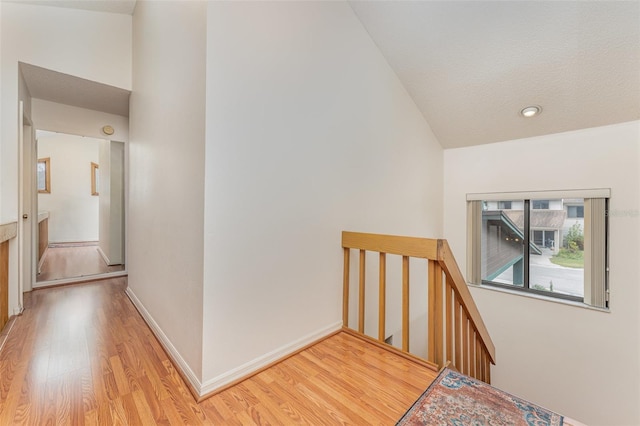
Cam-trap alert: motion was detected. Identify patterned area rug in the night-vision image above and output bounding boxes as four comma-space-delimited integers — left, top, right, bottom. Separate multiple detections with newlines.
397, 368, 563, 426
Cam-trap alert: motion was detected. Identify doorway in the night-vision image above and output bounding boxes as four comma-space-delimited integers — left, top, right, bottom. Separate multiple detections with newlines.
35, 131, 125, 283
18, 62, 130, 290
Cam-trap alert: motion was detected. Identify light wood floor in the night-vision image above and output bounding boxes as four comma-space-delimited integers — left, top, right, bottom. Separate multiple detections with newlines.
37, 244, 125, 282
0, 278, 438, 425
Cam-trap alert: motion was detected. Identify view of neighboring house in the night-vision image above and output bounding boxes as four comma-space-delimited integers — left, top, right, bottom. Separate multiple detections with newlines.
485, 199, 581, 253
482, 199, 584, 289
562, 198, 585, 237
481, 208, 541, 283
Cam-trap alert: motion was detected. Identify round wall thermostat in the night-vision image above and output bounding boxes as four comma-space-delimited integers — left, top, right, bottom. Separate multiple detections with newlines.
102, 125, 115, 136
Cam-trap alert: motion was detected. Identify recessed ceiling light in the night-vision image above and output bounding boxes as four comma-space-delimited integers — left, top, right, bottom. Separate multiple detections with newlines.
520, 106, 542, 118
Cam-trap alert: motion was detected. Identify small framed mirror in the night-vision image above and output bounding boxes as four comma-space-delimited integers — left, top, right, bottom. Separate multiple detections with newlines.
91, 162, 99, 196
37, 157, 51, 194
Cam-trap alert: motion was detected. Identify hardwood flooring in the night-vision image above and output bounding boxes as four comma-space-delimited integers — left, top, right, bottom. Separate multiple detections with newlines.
0, 278, 437, 425
37, 244, 125, 282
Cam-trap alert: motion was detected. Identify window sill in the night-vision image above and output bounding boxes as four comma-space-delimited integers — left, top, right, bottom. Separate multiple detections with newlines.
466, 282, 610, 313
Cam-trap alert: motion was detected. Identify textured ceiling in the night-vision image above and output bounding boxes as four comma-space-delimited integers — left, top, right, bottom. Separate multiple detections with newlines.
20, 63, 131, 117
349, 1, 640, 148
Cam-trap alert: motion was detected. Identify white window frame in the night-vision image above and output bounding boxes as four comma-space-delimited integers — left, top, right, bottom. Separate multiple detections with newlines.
466, 189, 610, 309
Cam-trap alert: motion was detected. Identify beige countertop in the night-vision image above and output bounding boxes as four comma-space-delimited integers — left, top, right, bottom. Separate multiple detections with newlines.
0, 222, 17, 243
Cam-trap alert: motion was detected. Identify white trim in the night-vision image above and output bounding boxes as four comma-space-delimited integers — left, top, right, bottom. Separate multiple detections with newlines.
127, 284, 341, 398
199, 321, 343, 396
0, 317, 18, 352
466, 188, 611, 201
125, 287, 203, 393
18, 101, 25, 314
33, 270, 128, 288
97, 246, 111, 266
467, 282, 610, 313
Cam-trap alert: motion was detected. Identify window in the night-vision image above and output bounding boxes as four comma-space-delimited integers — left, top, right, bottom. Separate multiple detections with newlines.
467, 190, 609, 308
498, 201, 512, 209
532, 200, 549, 209
37, 157, 50, 194
568, 205, 584, 218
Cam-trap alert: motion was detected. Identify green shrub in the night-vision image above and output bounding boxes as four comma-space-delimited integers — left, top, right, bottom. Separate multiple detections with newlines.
564, 222, 584, 252
532, 282, 554, 292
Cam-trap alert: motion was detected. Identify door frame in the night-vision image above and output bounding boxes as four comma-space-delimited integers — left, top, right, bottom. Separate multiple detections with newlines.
18, 101, 37, 306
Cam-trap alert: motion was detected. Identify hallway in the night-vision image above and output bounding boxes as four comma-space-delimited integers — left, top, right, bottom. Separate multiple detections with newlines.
0, 278, 437, 424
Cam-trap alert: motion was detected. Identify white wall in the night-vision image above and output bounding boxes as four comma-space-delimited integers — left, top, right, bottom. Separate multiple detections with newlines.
202, 1, 443, 389
443, 121, 640, 425
1, 2, 131, 314
37, 133, 101, 243
109, 142, 125, 264
129, 0, 206, 381
98, 140, 125, 265
1, 2, 131, 220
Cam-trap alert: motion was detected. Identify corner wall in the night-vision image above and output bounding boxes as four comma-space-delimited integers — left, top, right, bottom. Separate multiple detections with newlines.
443, 121, 640, 425
129, 0, 207, 381
201, 1, 444, 389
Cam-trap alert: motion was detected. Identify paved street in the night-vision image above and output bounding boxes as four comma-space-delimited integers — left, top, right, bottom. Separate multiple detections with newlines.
494, 249, 584, 297
529, 264, 583, 296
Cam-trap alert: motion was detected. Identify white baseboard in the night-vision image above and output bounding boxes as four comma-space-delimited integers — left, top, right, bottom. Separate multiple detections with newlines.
97, 246, 124, 267
199, 321, 343, 396
125, 287, 203, 394
126, 285, 342, 398
32, 270, 128, 288
97, 246, 111, 266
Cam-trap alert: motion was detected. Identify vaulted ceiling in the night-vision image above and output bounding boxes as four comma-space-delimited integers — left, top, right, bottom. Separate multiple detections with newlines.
349, 1, 640, 148
9, 0, 640, 149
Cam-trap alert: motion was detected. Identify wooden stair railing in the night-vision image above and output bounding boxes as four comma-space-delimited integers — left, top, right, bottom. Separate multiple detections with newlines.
342, 231, 496, 384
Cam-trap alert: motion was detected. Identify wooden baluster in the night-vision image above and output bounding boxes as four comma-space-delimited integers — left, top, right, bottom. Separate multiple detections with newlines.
402, 256, 410, 352
445, 277, 453, 365
343, 248, 350, 328
358, 250, 366, 333
469, 329, 476, 378
461, 308, 468, 375
378, 253, 386, 342
485, 354, 491, 384
481, 347, 487, 382
340, 232, 496, 371
475, 334, 482, 380
454, 298, 462, 373
427, 260, 436, 363
434, 263, 443, 366
0, 241, 8, 331
479, 346, 485, 381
